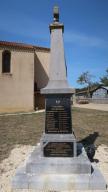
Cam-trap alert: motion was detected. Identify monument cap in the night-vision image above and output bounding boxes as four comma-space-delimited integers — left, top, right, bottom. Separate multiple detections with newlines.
53, 6, 59, 22
49, 6, 64, 33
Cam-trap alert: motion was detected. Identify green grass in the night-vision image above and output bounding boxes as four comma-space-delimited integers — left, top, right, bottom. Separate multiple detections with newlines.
0, 107, 108, 162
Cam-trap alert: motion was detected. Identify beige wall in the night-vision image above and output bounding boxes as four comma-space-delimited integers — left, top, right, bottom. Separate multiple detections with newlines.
0, 49, 34, 112
34, 50, 50, 89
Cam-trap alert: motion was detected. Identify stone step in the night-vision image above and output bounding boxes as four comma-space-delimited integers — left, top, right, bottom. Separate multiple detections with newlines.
26, 159, 91, 174
12, 171, 107, 191
26, 145, 91, 174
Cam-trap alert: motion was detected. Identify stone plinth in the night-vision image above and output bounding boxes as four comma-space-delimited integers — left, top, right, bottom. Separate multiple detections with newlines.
12, 143, 107, 191
42, 133, 77, 157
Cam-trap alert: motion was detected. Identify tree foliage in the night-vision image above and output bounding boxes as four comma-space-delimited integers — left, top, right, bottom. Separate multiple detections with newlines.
77, 68, 108, 96
100, 68, 108, 86
77, 71, 94, 97
77, 71, 93, 86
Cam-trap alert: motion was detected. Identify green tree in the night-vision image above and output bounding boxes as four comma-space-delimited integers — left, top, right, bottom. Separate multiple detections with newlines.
77, 71, 94, 97
100, 68, 108, 86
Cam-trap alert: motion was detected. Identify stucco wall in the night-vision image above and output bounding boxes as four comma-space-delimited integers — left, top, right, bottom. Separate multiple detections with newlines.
34, 50, 50, 89
0, 49, 34, 112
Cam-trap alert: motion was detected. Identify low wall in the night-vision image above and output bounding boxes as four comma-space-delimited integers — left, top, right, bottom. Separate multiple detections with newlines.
76, 97, 108, 104
89, 98, 108, 104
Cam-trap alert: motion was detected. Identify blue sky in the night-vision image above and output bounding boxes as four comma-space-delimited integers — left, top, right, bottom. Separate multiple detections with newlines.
0, 0, 108, 88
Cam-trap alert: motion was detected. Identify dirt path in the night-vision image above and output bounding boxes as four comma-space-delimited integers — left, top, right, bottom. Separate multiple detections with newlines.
73, 103, 108, 111
0, 144, 108, 192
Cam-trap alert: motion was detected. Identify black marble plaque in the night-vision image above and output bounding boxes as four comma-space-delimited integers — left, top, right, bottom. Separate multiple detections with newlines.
44, 142, 74, 157
45, 95, 72, 133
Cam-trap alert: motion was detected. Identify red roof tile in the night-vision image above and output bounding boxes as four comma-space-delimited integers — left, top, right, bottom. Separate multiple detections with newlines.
0, 41, 50, 52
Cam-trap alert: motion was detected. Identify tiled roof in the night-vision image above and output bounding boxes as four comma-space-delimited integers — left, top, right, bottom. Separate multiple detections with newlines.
33, 45, 50, 51
76, 85, 108, 95
102, 86, 108, 90
0, 40, 50, 52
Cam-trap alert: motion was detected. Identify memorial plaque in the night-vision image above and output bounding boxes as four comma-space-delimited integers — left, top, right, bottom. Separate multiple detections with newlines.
45, 95, 72, 133
44, 142, 74, 157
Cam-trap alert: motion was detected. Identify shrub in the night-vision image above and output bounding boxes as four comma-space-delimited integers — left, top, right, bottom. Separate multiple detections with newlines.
78, 99, 89, 104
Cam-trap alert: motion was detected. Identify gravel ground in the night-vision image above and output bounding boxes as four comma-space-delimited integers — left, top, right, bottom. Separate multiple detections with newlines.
0, 144, 108, 192
0, 145, 34, 192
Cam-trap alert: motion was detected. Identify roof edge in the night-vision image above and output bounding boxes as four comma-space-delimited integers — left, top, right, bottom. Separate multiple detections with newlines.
0, 40, 50, 52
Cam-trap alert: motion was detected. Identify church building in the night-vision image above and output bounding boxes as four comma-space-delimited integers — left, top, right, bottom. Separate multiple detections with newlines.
0, 41, 50, 113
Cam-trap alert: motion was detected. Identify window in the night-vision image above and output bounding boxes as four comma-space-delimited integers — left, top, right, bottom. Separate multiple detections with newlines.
2, 50, 11, 73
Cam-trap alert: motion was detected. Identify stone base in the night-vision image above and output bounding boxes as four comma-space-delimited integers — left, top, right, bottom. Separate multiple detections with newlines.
42, 134, 77, 157
11, 143, 107, 191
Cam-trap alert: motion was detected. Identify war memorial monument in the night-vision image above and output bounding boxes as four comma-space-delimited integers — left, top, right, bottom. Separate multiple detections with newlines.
12, 6, 107, 191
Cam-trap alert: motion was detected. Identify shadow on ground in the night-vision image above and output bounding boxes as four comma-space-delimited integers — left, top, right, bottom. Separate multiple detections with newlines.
78, 132, 99, 162
79, 131, 99, 147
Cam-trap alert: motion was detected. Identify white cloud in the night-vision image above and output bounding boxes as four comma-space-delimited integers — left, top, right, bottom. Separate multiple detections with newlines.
64, 31, 107, 48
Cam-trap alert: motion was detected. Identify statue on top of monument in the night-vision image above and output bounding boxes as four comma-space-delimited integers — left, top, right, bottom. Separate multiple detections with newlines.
53, 6, 59, 22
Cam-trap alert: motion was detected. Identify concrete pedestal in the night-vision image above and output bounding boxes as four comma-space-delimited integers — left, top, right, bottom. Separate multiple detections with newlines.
12, 142, 107, 191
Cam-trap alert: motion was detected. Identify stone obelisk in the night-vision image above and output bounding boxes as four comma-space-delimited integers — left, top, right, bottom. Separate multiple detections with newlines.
41, 6, 74, 94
